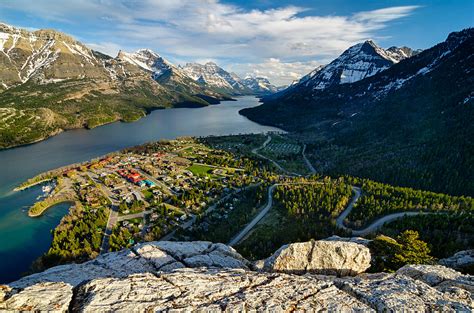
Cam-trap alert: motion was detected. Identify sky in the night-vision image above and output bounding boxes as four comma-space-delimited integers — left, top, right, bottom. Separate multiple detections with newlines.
0, 0, 472, 85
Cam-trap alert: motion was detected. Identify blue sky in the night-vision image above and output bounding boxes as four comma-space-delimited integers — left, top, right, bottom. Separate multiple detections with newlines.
0, 0, 472, 85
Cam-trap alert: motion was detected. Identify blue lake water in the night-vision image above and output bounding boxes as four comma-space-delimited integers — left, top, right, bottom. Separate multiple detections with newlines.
0, 96, 278, 282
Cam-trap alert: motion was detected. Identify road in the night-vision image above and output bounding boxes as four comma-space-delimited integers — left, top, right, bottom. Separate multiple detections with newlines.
335, 186, 361, 230
347, 211, 433, 236
228, 149, 435, 246
86, 171, 120, 254
228, 184, 277, 246
302, 144, 316, 174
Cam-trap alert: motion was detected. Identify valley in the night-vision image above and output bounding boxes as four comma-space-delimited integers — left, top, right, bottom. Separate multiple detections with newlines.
0, 16, 472, 310
4, 130, 471, 283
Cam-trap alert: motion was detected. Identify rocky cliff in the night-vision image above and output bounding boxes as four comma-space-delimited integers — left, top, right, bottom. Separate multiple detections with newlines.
1, 238, 473, 311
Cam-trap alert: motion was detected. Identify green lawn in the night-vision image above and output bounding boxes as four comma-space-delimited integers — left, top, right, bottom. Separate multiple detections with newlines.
187, 164, 213, 177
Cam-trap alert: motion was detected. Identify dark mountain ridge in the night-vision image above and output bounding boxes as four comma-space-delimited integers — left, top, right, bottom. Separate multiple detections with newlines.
241, 29, 474, 196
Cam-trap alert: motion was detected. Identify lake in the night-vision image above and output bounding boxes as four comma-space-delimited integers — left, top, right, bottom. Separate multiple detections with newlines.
0, 96, 279, 282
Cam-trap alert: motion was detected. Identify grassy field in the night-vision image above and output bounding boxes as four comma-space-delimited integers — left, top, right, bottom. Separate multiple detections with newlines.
187, 164, 213, 177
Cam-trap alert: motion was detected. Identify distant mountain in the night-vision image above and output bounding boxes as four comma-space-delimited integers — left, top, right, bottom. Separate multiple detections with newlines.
241, 29, 474, 196
181, 62, 251, 95
118, 50, 225, 101
0, 23, 227, 148
181, 62, 278, 96
241, 76, 278, 95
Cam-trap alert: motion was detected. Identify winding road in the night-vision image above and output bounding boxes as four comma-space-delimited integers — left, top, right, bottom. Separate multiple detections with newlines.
302, 144, 316, 174
228, 184, 277, 246
227, 135, 434, 246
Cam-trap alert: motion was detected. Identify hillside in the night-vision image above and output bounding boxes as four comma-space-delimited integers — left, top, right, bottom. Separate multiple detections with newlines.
241, 29, 474, 196
0, 23, 227, 149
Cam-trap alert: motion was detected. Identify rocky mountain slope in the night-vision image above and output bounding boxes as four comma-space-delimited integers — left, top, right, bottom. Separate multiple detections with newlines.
241, 28, 474, 196
0, 23, 227, 149
2, 238, 473, 311
293, 40, 419, 91
266, 41, 418, 101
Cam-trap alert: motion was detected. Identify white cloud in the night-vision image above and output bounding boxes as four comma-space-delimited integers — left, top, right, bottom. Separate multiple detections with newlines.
86, 42, 122, 57
227, 58, 322, 86
0, 1, 420, 84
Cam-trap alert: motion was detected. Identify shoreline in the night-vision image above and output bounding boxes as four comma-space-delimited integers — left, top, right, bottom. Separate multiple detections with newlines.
28, 199, 75, 217
0, 97, 236, 151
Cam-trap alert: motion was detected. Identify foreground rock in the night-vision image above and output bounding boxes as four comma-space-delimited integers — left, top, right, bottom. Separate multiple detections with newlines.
9, 241, 248, 289
439, 250, 474, 273
255, 239, 371, 276
1, 239, 473, 311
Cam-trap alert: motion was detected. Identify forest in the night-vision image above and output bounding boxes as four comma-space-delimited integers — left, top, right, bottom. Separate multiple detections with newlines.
344, 177, 474, 229
35, 204, 108, 270
379, 212, 474, 259
237, 178, 352, 260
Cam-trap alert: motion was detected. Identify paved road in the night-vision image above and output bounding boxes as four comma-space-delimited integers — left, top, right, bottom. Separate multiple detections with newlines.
334, 186, 437, 236
302, 144, 316, 174
99, 204, 118, 254
349, 211, 433, 236
86, 172, 120, 254
335, 186, 361, 230
228, 184, 277, 246
228, 182, 324, 246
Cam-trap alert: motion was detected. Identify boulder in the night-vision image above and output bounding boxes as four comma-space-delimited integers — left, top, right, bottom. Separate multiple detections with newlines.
439, 250, 474, 273
256, 239, 371, 276
3, 240, 473, 311
337, 272, 472, 311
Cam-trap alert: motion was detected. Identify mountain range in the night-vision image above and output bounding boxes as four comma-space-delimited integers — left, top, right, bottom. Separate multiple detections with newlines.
0, 22, 276, 148
241, 28, 474, 196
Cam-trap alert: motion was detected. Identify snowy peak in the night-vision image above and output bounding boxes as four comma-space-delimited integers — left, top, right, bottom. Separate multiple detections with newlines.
181, 62, 277, 95
117, 49, 174, 77
241, 76, 277, 94
181, 62, 249, 94
294, 39, 418, 91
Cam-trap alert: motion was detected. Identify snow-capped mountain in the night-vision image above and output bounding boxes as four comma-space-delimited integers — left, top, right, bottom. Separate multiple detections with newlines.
243, 28, 473, 127
0, 22, 233, 148
117, 49, 175, 79
241, 76, 278, 95
181, 62, 278, 95
0, 22, 108, 89
293, 40, 420, 91
181, 62, 250, 95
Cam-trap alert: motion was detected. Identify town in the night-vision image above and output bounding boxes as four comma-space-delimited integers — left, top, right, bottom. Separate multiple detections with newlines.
22, 137, 268, 266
